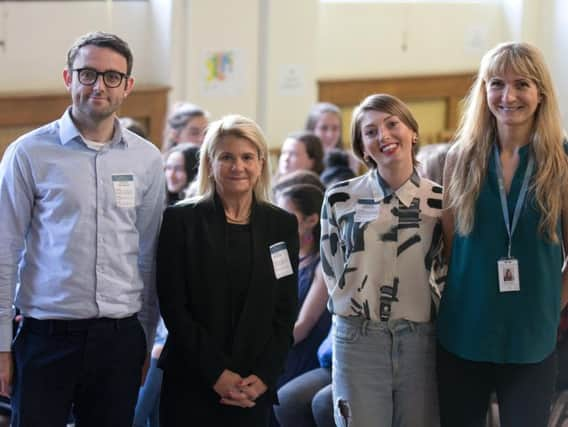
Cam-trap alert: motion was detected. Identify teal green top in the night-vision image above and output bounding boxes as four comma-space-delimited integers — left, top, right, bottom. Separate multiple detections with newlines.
438, 144, 563, 363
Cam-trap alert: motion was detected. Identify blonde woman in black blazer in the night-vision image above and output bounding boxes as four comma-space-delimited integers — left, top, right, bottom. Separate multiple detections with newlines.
157, 115, 299, 426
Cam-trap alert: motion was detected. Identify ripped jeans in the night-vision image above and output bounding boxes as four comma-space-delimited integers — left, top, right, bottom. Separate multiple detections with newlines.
332, 316, 439, 427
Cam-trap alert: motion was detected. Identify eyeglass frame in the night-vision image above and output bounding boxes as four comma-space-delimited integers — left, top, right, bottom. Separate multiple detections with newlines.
72, 67, 129, 88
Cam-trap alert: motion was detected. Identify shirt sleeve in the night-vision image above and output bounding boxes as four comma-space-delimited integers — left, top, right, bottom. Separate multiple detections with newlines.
320, 192, 346, 295
0, 142, 34, 351
135, 152, 165, 351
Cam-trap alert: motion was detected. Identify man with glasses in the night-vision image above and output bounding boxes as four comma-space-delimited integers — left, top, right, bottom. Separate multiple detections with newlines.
0, 32, 164, 427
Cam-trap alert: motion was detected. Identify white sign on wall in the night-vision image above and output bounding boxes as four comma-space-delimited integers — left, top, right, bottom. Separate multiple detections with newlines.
278, 64, 306, 96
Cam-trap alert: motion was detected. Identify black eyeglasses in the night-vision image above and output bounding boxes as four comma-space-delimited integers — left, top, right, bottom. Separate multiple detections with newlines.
72, 68, 128, 88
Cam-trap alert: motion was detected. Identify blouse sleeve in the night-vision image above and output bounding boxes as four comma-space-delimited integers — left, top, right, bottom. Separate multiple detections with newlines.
320, 191, 346, 296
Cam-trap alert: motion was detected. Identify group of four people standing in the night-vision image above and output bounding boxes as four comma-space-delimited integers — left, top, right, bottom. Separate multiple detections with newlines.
0, 30, 565, 427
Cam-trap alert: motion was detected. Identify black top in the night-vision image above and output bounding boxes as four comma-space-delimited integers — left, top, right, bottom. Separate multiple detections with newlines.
226, 223, 252, 349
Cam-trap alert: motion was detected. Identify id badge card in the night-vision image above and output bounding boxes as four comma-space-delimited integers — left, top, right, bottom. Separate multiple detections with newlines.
354, 202, 379, 223
497, 258, 520, 292
112, 174, 135, 208
270, 242, 293, 279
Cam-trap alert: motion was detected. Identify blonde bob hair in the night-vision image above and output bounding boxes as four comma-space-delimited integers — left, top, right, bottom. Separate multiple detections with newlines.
447, 42, 567, 242
351, 93, 419, 169
196, 114, 272, 203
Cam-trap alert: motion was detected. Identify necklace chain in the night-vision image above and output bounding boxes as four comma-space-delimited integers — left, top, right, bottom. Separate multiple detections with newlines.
225, 208, 251, 224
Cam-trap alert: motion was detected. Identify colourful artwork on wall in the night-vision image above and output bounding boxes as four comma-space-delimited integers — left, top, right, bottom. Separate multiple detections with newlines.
201, 49, 244, 96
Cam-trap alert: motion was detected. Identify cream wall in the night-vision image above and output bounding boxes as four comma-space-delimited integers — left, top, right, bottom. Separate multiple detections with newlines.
182, 0, 260, 120
316, 2, 506, 79
260, 0, 318, 150
177, 0, 318, 152
1, 0, 567, 144
541, 0, 568, 128
0, 1, 160, 91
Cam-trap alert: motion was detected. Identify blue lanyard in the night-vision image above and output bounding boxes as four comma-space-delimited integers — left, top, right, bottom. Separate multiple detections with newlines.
493, 144, 534, 258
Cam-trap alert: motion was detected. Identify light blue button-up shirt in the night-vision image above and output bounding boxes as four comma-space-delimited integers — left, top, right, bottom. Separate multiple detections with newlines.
0, 108, 165, 351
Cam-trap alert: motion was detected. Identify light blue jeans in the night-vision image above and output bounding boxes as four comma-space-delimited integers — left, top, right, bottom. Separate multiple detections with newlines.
332, 316, 439, 427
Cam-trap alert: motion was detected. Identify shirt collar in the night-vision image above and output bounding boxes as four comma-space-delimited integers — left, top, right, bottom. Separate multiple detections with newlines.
371, 168, 421, 207
58, 107, 127, 148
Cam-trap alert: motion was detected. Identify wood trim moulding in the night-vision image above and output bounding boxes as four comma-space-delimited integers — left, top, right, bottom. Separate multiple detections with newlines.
0, 85, 170, 148
318, 73, 476, 130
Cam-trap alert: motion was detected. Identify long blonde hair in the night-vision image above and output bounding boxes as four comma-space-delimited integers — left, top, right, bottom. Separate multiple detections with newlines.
196, 114, 272, 203
448, 42, 567, 242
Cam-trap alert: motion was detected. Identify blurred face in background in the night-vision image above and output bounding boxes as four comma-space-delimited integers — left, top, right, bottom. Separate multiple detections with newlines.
165, 151, 188, 194
276, 195, 317, 242
176, 115, 208, 146
314, 112, 341, 150
278, 138, 314, 175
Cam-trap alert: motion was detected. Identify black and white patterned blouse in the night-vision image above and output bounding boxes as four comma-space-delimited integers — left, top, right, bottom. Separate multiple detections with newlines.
320, 169, 444, 322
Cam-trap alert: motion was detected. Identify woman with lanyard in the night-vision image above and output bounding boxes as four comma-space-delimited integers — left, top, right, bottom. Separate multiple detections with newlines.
437, 42, 568, 427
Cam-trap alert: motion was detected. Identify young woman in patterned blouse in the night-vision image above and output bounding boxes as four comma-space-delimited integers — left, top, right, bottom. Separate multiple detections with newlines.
320, 94, 444, 427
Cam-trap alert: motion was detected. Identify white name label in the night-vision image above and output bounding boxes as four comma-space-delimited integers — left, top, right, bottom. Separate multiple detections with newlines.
112, 174, 135, 208
270, 242, 294, 279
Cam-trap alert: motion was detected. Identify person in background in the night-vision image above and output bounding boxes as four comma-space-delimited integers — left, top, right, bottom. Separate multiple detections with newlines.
119, 117, 148, 139
274, 184, 331, 389
416, 142, 451, 185
437, 42, 568, 427
0, 32, 164, 427
320, 148, 356, 187
305, 103, 344, 152
278, 131, 324, 179
274, 332, 334, 427
321, 93, 443, 427
162, 103, 209, 152
273, 170, 326, 201
157, 114, 299, 426
305, 102, 360, 174
164, 143, 200, 205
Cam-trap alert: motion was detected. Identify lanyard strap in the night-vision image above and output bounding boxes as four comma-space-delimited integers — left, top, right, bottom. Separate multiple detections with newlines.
494, 144, 534, 258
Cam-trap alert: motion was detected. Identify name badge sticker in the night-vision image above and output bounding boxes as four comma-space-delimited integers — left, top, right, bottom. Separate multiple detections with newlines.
270, 242, 293, 279
112, 174, 135, 208
497, 258, 520, 292
354, 202, 379, 223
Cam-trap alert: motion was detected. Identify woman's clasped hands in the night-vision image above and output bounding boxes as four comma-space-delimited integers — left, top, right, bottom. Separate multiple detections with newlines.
214, 369, 268, 408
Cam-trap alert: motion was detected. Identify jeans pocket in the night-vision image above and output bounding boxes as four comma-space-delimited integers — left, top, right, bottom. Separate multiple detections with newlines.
334, 321, 359, 344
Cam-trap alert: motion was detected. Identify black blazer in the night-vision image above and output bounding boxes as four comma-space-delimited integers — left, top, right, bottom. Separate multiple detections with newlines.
157, 193, 299, 395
